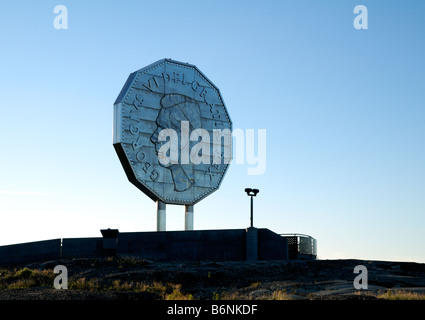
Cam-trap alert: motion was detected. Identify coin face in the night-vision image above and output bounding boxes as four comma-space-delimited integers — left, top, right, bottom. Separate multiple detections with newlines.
113, 59, 232, 205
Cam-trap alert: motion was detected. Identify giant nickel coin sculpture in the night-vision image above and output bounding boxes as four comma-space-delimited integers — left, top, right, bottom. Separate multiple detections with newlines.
113, 59, 232, 230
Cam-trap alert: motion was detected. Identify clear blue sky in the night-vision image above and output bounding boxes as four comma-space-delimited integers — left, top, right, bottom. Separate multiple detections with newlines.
1, 0, 424, 263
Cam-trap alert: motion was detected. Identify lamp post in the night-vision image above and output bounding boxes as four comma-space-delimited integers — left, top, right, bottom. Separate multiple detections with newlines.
244, 188, 259, 228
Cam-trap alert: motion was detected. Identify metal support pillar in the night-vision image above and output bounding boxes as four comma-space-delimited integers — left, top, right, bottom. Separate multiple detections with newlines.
185, 205, 194, 230
250, 195, 254, 228
157, 200, 166, 231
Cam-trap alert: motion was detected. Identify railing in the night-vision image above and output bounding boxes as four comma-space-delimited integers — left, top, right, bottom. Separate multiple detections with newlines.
279, 233, 317, 260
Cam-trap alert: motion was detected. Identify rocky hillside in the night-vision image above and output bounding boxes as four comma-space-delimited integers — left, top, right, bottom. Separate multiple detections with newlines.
1, 257, 424, 300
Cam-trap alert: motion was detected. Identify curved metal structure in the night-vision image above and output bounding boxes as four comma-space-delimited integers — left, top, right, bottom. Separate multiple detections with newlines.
280, 233, 317, 260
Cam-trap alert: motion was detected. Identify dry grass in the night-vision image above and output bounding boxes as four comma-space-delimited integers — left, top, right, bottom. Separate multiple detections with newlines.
217, 288, 294, 300
0, 266, 193, 299
0, 267, 54, 289
69, 277, 100, 292
376, 290, 425, 300
249, 281, 261, 288
270, 289, 294, 300
78, 278, 194, 300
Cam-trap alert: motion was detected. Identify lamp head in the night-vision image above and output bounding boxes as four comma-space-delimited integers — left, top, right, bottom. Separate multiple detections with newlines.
245, 188, 259, 196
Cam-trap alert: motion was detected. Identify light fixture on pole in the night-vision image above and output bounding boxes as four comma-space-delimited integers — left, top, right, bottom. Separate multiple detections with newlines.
244, 188, 259, 228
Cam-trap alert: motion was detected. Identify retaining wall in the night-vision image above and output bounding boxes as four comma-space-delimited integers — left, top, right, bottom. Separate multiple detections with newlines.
117, 229, 249, 261
0, 239, 61, 265
0, 228, 288, 265
62, 237, 103, 258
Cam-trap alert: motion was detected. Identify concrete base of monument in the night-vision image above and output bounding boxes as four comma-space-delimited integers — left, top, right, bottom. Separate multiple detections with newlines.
112, 228, 289, 261
0, 228, 317, 265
